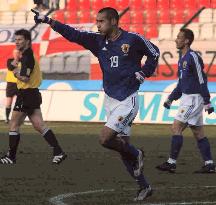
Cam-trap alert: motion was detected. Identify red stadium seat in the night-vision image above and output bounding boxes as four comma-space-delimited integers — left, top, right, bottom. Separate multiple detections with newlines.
91, 0, 104, 11
129, 0, 143, 10
66, 0, 78, 11
120, 23, 130, 31
131, 10, 144, 24
144, 24, 158, 39
90, 10, 97, 22
211, 0, 216, 8
130, 24, 144, 35
52, 10, 65, 22
78, 0, 91, 11
142, 0, 157, 9
78, 11, 91, 23
103, 0, 117, 8
65, 11, 78, 24
119, 11, 131, 24
170, 0, 184, 9
157, 9, 171, 24
184, 9, 199, 22
198, 0, 211, 8
117, 0, 129, 10
144, 10, 157, 24
157, 0, 170, 9
184, 0, 198, 9
170, 9, 184, 24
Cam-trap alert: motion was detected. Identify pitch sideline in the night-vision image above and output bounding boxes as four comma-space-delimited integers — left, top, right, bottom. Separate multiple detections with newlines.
49, 186, 216, 205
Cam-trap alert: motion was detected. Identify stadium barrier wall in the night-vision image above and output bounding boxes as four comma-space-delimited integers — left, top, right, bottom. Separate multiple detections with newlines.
1, 25, 216, 81
0, 87, 215, 125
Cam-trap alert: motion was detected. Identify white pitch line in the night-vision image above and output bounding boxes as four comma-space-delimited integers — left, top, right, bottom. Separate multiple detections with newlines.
49, 186, 216, 205
141, 203, 216, 205
49, 189, 114, 205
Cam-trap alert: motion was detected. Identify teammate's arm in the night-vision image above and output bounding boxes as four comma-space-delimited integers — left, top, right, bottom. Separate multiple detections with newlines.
31, 9, 99, 56
169, 80, 182, 101
164, 80, 182, 109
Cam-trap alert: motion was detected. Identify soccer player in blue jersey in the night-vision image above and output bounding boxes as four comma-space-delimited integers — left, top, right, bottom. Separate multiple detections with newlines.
156, 28, 215, 174
32, 7, 160, 201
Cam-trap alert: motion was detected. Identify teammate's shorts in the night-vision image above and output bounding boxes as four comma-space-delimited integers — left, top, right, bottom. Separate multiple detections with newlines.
13, 88, 42, 116
6, 82, 18, 97
175, 93, 204, 126
104, 92, 139, 136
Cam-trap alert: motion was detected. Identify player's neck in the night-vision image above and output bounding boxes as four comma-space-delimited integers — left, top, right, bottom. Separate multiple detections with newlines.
20, 45, 30, 53
181, 46, 190, 57
107, 28, 122, 41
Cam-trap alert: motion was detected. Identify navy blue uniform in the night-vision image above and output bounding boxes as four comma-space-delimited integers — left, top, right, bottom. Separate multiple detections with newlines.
51, 21, 159, 101
169, 49, 210, 104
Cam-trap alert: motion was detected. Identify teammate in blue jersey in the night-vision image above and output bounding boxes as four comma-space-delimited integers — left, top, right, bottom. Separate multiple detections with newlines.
32, 7, 159, 201
156, 28, 215, 173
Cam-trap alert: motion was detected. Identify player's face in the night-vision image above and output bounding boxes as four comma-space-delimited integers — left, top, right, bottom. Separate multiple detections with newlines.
96, 12, 113, 35
175, 31, 187, 49
15, 35, 30, 51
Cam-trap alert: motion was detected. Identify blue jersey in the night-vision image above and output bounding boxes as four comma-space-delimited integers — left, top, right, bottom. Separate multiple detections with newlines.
51, 21, 159, 101
169, 49, 210, 104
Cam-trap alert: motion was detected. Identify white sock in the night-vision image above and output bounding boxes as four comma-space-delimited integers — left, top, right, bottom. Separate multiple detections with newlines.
167, 158, 176, 164
205, 160, 214, 165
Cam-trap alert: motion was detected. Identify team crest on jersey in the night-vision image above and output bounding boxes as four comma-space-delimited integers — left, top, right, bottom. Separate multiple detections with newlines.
121, 44, 130, 54
118, 116, 124, 121
183, 61, 187, 68
180, 109, 185, 113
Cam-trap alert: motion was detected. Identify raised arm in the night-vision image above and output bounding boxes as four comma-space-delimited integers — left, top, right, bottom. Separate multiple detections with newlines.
31, 9, 100, 56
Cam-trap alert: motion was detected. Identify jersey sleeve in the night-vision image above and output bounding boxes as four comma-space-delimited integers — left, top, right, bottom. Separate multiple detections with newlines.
168, 80, 182, 101
190, 52, 211, 104
20, 49, 35, 77
51, 21, 100, 56
135, 35, 160, 77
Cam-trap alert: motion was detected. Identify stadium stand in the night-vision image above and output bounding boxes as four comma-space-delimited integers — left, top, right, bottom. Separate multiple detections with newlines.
64, 54, 79, 73
40, 56, 52, 73
1, 0, 216, 39
1, 0, 216, 78
51, 55, 65, 73
0, 11, 13, 25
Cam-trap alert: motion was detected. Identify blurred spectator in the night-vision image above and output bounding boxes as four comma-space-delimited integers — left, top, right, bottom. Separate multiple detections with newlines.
5, 49, 20, 123
33, 0, 48, 11
51, 0, 60, 10
43, 0, 50, 9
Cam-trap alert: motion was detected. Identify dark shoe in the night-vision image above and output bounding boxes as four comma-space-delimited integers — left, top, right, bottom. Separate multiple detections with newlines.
0, 155, 16, 164
194, 164, 216, 174
52, 153, 67, 164
134, 185, 152, 201
156, 162, 176, 173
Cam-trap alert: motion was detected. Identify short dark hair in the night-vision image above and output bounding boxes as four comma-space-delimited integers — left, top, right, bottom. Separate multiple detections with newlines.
180, 28, 194, 46
98, 7, 119, 23
15, 29, 32, 42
